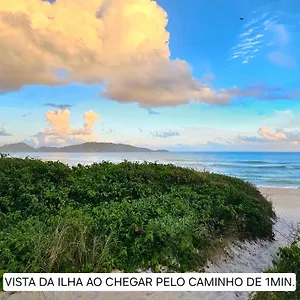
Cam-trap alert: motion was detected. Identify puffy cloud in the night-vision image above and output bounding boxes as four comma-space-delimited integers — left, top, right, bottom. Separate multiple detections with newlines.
258, 126, 287, 141
0, 0, 168, 90
256, 126, 300, 144
237, 126, 300, 148
0, 0, 232, 107
0, 126, 12, 136
2, 1, 299, 107
83, 110, 99, 133
34, 109, 99, 146
100, 59, 231, 106
45, 109, 72, 136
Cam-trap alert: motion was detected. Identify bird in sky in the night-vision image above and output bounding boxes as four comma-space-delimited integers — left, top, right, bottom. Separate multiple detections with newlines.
240, 17, 244, 20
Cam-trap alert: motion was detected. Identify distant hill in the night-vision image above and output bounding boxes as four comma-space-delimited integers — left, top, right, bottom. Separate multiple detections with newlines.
0, 142, 168, 153
0, 142, 36, 152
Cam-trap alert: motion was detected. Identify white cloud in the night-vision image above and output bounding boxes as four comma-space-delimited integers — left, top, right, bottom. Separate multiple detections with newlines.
134, 124, 300, 151
230, 10, 268, 63
255, 125, 300, 145
229, 5, 297, 66
240, 28, 254, 37
258, 126, 287, 141
0, 0, 232, 107
34, 109, 100, 146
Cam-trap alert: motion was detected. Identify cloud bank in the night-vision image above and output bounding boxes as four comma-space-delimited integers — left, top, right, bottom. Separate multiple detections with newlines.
1, 1, 299, 107
239, 125, 300, 145
0, 0, 232, 107
258, 126, 287, 141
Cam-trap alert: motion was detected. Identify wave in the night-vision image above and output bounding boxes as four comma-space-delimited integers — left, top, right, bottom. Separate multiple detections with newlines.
264, 179, 300, 185
235, 160, 271, 164
234, 160, 297, 165
203, 163, 300, 170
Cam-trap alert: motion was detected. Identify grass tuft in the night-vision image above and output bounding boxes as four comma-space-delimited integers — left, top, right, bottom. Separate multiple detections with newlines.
252, 230, 300, 300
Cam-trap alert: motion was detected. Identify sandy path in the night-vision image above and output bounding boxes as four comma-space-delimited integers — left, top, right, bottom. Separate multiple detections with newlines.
1, 187, 299, 300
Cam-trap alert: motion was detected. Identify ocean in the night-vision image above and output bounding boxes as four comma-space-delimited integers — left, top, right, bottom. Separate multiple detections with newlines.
7, 152, 300, 188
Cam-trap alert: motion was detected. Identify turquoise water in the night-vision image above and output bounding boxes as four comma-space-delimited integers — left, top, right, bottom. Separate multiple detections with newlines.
7, 152, 300, 188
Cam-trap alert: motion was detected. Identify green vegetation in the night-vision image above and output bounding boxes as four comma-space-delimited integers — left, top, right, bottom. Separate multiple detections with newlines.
0, 155, 275, 288
252, 231, 300, 300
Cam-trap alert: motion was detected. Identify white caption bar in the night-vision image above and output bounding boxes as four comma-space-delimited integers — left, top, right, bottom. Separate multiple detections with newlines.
3, 273, 296, 292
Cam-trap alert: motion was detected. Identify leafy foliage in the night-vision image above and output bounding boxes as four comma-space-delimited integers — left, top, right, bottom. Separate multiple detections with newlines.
0, 155, 275, 288
253, 231, 300, 300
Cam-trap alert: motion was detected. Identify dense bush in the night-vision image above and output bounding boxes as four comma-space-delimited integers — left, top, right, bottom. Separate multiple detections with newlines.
0, 155, 275, 287
253, 231, 300, 300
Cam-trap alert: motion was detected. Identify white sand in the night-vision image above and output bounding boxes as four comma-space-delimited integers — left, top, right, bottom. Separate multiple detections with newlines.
1, 187, 299, 300
259, 187, 300, 222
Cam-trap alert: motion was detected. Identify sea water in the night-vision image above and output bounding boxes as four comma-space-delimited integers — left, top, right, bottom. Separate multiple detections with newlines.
7, 151, 300, 188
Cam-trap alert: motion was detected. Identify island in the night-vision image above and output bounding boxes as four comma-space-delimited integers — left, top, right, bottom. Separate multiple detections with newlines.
0, 142, 169, 153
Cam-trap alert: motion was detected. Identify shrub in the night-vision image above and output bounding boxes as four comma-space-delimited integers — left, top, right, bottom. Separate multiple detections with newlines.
252, 231, 300, 300
0, 155, 275, 289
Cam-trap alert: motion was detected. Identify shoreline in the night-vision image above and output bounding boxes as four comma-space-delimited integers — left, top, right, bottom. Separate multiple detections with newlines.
3, 153, 300, 191
257, 185, 300, 190
258, 185, 299, 189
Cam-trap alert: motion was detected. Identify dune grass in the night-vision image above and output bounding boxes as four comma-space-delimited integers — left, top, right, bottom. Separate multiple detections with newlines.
0, 155, 275, 289
252, 230, 300, 300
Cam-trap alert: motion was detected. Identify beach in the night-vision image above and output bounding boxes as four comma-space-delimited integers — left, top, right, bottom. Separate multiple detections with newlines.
1, 187, 299, 300
259, 187, 300, 222
2, 0, 300, 297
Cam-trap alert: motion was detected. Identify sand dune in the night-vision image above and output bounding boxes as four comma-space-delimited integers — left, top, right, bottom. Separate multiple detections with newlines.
1, 187, 299, 300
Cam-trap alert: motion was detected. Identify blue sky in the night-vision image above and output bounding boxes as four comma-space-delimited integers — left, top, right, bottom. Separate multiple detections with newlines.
0, 0, 300, 151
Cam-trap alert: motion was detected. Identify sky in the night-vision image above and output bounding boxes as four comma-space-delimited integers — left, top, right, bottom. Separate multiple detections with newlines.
0, 0, 300, 151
